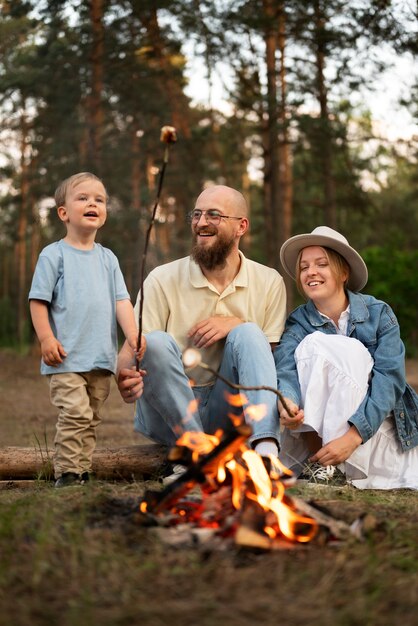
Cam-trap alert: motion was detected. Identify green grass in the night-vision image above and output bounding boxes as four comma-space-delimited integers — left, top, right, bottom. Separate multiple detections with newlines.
0, 481, 417, 626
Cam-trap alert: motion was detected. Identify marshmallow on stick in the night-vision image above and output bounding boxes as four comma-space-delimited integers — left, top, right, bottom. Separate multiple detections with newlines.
135, 126, 178, 370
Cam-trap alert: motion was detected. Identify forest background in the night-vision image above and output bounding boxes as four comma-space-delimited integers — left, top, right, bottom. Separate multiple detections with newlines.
0, 0, 417, 355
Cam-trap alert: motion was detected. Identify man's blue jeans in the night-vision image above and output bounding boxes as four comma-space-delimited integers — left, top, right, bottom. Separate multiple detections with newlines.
134, 323, 280, 447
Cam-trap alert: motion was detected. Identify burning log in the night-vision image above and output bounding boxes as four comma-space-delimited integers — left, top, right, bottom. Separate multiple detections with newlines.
236, 485, 274, 550
289, 495, 354, 541
140, 423, 252, 515
0, 444, 167, 481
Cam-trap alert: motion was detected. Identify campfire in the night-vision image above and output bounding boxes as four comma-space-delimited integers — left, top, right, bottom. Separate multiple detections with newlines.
138, 396, 363, 550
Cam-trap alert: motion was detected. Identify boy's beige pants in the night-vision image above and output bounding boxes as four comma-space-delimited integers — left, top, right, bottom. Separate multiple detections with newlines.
48, 371, 111, 478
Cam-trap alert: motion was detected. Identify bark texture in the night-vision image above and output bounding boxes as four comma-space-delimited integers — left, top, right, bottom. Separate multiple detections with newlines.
0, 444, 168, 481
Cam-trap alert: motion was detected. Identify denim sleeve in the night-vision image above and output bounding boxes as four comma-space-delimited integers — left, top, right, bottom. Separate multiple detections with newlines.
348, 306, 406, 443
273, 321, 306, 406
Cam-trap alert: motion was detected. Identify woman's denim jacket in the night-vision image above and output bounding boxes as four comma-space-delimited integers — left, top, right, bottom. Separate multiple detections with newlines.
274, 291, 418, 452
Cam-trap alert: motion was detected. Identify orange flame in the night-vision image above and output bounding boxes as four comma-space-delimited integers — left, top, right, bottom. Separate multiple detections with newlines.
175, 431, 220, 462
224, 391, 248, 407
159, 403, 318, 545
241, 450, 317, 542
245, 403, 267, 422
182, 398, 200, 426
227, 412, 244, 427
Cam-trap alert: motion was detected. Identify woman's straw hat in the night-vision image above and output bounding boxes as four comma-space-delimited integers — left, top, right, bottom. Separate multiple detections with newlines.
280, 226, 368, 292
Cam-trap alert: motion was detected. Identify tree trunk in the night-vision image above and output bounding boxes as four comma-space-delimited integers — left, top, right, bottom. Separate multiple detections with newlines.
139, 7, 191, 141
88, 0, 105, 173
30, 203, 41, 275
262, 0, 281, 269
16, 106, 29, 346
277, 1, 294, 310
0, 445, 168, 481
1, 249, 10, 299
313, 0, 337, 229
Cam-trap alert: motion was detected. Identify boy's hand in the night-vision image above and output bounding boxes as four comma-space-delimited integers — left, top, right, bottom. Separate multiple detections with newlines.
40, 337, 67, 367
127, 334, 147, 362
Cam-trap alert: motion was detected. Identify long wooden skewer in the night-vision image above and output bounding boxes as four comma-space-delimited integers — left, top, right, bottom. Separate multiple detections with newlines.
136, 126, 177, 371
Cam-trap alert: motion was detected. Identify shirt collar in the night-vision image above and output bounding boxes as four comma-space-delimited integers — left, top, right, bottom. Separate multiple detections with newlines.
319, 305, 350, 334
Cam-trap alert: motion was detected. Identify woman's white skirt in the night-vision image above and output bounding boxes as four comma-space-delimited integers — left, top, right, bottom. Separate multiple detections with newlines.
278, 332, 418, 489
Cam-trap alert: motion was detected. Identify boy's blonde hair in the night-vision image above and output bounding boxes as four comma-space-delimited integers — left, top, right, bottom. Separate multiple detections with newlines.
296, 246, 350, 296
54, 172, 106, 207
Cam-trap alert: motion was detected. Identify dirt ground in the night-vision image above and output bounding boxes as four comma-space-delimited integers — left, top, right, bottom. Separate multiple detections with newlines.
1, 349, 417, 449
0, 350, 417, 626
0, 349, 151, 449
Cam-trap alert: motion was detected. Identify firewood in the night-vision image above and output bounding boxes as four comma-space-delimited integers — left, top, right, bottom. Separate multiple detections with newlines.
0, 444, 167, 481
141, 423, 252, 514
235, 525, 272, 549
289, 495, 354, 540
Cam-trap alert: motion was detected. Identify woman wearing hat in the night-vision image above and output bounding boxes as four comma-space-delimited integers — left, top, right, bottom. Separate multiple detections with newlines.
274, 226, 418, 489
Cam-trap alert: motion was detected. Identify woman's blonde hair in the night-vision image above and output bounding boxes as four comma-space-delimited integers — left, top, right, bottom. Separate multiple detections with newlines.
295, 246, 350, 296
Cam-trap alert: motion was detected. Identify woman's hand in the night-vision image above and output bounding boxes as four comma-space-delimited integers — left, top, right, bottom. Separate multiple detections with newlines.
278, 397, 304, 430
309, 426, 362, 466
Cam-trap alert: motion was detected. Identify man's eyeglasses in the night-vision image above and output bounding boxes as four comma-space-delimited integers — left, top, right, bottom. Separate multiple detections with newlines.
188, 209, 243, 225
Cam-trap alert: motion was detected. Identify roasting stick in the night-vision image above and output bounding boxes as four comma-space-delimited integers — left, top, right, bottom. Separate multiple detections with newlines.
182, 347, 295, 418
136, 126, 178, 371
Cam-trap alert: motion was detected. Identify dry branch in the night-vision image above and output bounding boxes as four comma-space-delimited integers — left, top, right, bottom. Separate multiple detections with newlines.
290, 495, 353, 540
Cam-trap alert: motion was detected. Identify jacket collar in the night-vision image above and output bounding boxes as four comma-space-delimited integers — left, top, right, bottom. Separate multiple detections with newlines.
305, 290, 369, 327
347, 290, 370, 322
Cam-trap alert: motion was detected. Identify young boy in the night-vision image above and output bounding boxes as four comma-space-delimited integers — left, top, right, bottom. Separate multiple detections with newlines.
29, 172, 143, 488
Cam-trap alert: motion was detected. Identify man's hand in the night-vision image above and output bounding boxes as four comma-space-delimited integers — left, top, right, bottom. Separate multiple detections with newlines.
309, 426, 362, 466
117, 367, 146, 404
278, 397, 304, 430
41, 336, 67, 367
188, 316, 242, 349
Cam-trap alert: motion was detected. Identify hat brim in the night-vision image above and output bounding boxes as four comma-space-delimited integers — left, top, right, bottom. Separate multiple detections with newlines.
280, 233, 368, 292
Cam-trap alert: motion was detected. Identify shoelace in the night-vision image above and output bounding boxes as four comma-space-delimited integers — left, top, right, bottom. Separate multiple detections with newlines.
306, 463, 335, 481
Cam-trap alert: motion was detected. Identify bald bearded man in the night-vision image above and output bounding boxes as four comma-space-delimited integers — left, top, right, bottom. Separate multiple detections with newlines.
117, 185, 286, 479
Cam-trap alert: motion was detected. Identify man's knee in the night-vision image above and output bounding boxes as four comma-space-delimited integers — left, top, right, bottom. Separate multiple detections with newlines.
226, 322, 267, 347
142, 331, 181, 368
145, 330, 176, 353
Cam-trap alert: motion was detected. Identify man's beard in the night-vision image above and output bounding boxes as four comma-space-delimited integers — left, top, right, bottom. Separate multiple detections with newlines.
191, 230, 235, 270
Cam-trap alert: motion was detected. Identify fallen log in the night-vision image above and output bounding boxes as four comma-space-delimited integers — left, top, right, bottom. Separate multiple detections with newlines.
0, 444, 168, 481
0, 480, 39, 490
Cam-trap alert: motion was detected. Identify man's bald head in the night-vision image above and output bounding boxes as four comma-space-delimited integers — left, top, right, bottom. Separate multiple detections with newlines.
194, 185, 248, 218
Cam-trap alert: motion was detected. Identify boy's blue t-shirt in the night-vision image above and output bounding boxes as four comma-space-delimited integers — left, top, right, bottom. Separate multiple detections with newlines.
28, 240, 131, 375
